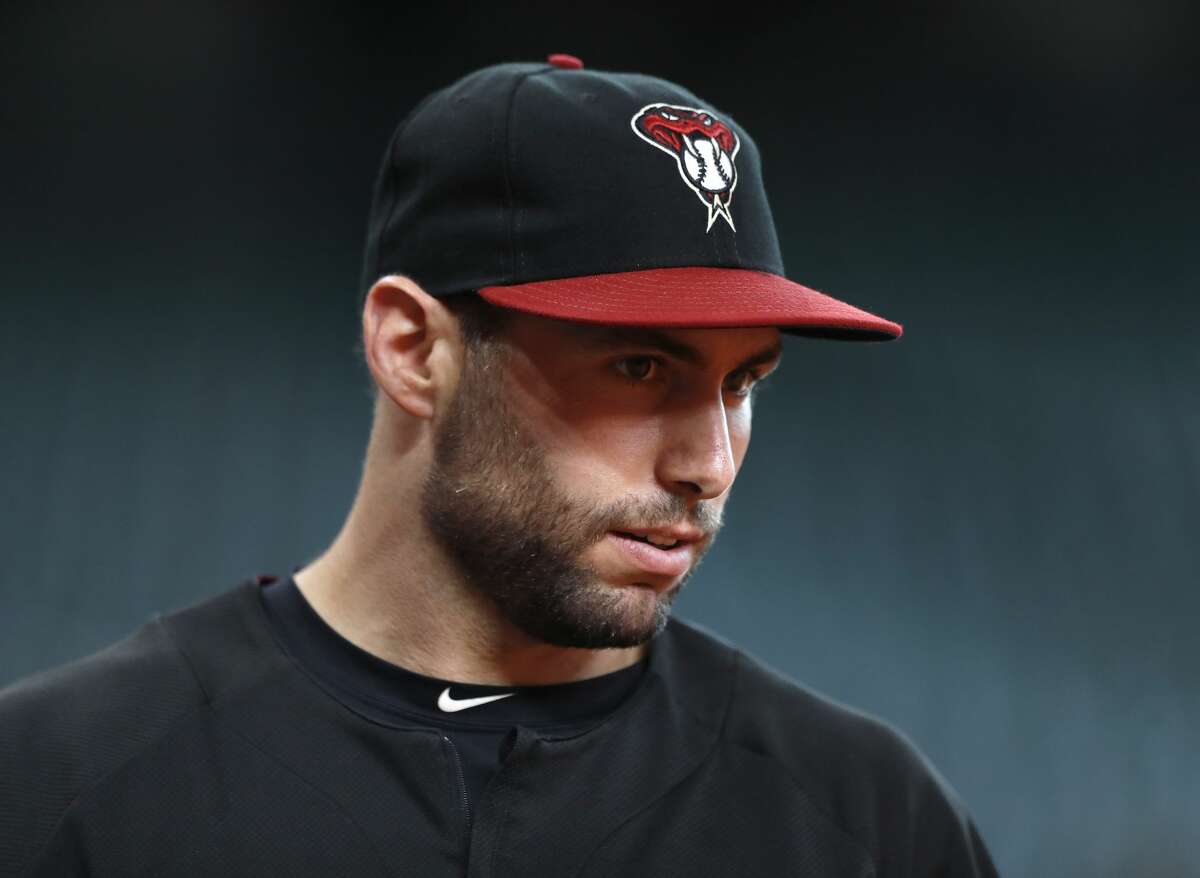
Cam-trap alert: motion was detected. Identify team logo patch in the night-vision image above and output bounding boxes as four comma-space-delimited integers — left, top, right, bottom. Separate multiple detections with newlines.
631, 103, 740, 232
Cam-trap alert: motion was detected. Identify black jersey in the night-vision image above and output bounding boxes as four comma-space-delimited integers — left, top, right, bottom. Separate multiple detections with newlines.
0, 576, 999, 876
257, 574, 649, 815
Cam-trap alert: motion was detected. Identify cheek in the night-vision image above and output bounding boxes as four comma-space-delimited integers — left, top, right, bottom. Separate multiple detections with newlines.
553, 417, 666, 489
506, 379, 665, 490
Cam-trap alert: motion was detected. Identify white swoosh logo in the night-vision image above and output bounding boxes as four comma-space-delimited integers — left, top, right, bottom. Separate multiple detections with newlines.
437, 686, 516, 713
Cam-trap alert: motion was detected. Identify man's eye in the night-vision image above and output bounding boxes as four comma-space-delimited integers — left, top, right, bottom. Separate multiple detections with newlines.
615, 358, 764, 400
726, 370, 758, 398
615, 356, 660, 382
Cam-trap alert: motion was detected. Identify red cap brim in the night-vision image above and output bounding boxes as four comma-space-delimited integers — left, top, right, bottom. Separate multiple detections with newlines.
478, 267, 902, 341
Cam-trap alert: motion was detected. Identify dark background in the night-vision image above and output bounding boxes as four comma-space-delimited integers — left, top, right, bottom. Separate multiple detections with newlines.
3, 2, 1198, 875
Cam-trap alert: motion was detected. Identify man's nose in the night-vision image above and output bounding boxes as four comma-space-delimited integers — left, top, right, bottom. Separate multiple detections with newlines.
655, 395, 738, 501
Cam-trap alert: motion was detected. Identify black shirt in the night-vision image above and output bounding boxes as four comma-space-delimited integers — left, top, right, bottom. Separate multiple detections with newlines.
0, 575, 1001, 876
258, 573, 647, 813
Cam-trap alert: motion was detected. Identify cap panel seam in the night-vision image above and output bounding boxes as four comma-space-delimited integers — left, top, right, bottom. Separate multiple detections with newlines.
503, 66, 558, 283
723, 113, 744, 265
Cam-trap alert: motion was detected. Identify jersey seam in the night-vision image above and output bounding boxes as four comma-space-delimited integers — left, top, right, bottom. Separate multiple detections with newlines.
23, 692, 212, 874
722, 737, 880, 877
25, 703, 393, 878
571, 647, 879, 877
25, 601, 300, 873
152, 612, 213, 705
570, 638, 738, 877
725, 649, 882, 877
158, 594, 297, 710
20, 617, 210, 875
214, 718, 394, 877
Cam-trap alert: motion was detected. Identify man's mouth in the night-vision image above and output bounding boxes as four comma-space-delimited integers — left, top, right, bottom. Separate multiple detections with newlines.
613, 531, 680, 549
605, 531, 696, 578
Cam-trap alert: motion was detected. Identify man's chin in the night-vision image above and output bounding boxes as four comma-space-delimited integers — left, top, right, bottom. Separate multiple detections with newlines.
512, 589, 672, 650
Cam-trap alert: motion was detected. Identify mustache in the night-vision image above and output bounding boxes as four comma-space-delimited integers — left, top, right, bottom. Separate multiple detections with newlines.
595, 493, 722, 540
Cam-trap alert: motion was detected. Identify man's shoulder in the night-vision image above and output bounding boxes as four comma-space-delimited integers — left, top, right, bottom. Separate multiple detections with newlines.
731, 642, 946, 792
0, 610, 205, 745
0, 578, 277, 780
0, 586, 241, 874
668, 615, 924, 771
667, 616, 996, 876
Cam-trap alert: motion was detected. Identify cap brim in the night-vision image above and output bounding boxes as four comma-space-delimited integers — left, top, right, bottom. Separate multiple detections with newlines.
477, 267, 902, 341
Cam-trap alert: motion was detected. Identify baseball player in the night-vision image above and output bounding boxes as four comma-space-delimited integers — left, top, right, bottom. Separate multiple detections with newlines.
0, 55, 1000, 876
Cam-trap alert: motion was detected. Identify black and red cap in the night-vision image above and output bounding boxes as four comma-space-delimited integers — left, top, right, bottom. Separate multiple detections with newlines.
361, 55, 902, 341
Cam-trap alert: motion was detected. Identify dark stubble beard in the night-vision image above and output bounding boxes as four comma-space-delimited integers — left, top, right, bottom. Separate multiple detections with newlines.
419, 338, 720, 649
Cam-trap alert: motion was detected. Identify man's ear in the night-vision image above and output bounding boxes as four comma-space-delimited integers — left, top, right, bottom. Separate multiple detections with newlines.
362, 275, 461, 420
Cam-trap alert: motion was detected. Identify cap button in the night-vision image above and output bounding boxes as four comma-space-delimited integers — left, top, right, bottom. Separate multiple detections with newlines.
547, 53, 584, 70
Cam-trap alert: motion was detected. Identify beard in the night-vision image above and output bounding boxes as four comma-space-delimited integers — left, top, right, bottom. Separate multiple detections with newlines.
418, 338, 720, 649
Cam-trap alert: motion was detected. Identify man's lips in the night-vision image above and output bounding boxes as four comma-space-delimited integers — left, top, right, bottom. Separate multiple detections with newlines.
606, 531, 695, 578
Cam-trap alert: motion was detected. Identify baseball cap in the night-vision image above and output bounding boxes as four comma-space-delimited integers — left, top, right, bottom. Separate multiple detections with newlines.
361, 54, 902, 341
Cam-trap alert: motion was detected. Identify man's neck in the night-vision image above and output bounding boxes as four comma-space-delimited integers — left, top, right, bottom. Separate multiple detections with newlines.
291, 543, 648, 688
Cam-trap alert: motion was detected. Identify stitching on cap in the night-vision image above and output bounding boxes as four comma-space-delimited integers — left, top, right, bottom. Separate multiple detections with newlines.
728, 118, 744, 264
503, 67, 559, 281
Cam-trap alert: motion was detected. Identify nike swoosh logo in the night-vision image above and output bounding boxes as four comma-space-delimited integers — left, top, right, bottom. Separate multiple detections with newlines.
437, 686, 516, 713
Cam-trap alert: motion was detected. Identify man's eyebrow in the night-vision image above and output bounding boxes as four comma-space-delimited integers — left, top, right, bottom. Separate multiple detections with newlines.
567, 325, 783, 372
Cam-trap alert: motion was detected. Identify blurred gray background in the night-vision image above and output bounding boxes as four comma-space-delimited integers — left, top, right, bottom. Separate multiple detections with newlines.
2, 2, 1197, 875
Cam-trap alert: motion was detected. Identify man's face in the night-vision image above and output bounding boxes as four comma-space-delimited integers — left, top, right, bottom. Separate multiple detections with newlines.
419, 311, 782, 650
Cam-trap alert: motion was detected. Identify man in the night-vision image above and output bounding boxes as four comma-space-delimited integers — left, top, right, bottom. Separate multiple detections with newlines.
0, 56, 999, 876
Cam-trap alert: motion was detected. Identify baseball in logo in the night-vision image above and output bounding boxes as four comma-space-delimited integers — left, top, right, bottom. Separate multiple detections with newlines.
631, 103, 740, 232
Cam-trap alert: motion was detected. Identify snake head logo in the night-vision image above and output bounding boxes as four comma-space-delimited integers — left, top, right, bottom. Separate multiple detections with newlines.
631, 103, 741, 232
